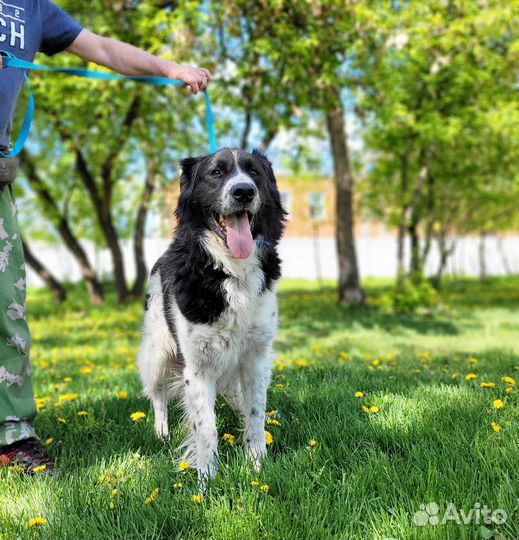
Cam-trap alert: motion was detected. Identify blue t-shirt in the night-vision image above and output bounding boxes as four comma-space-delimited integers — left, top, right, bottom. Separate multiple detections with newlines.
0, 0, 82, 148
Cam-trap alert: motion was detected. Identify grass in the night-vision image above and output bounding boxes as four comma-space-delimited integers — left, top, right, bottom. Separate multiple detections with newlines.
0, 276, 518, 540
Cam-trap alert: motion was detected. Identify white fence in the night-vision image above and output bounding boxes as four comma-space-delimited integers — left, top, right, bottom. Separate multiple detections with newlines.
25, 235, 518, 287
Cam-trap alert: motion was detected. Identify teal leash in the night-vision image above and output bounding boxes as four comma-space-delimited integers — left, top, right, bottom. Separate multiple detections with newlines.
0, 51, 217, 158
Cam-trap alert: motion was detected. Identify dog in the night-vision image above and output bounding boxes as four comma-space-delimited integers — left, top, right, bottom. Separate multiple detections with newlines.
137, 148, 286, 483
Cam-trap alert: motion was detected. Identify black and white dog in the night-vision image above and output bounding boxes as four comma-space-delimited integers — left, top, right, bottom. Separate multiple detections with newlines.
137, 148, 285, 483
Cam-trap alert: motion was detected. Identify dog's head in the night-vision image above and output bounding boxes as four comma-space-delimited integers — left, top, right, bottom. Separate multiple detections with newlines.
176, 148, 286, 259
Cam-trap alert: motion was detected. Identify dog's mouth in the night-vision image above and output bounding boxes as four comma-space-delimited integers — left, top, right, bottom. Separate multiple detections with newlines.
212, 211, 254, 259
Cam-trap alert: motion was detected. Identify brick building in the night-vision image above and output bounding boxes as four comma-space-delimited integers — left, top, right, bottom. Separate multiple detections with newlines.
159, 176, 385, 238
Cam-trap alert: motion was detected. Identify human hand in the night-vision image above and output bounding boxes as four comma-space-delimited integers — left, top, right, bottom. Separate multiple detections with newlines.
162, 62, 212, 94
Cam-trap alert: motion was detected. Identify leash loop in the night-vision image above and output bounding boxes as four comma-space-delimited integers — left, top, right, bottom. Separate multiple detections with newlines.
0, 51, 217, 158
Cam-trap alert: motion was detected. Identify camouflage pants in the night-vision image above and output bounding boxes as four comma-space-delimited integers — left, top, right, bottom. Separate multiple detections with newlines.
0, 185, 36, 447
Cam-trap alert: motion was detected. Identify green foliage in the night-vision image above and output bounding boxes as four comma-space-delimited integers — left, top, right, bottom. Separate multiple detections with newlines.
356, 0, 519, 277
379, 275, 441, 315
15, 0, 214, 244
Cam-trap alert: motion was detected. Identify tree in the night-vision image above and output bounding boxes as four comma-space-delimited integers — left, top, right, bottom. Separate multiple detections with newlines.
16, 0, 214, 303
212, 0, 365, 305
356, 0, 519, 285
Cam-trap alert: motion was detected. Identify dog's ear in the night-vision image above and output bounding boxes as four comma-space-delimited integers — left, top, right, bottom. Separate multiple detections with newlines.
179, 156, 201, 193
252, 148, 281, 198
176, 156, 203, 222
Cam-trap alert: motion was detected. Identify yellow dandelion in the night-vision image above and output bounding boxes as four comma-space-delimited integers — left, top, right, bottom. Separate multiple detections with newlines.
265, 431, 273, 445
45, 438, 54, 446
173, 482, 183, 489
451, 373, 458, 379
118, 391, 128, 400
178, 461, 189, 472
223, 433, 235, 446
193, 494, 203, 504
266, 418, 281, 427
479, 382, 495, 389
27, 517, 48, 528
110, 489, 118, 499
465, 373, 478, 381
493, 399, 504, 410
354, 391, 364, 398
259, 484, 269, 493
130, 411, 146, 422
362, 405, 379, 414
266, 410, 278, 417
79, 367, 92, 375
251, 480, 260, 488
59, 393, 79, 402
505, 386, 513, 394
502, 376, 516, 386
309, 439, 317, 448
109, 502, 115, 510
33, 464, 46, 473
467, 357, 478, 364
144, 488, 160, 505
491, 422, 502, 433
275, 383, 285, 390
63, 377, 72, 383
78, 411, 89, 416
57, 417, 67, 424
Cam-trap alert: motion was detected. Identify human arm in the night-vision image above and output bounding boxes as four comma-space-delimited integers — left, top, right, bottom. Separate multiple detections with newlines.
66, 29, 212, 94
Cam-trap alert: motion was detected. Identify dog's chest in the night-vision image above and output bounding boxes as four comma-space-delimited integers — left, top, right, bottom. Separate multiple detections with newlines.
175, 262, 277, 378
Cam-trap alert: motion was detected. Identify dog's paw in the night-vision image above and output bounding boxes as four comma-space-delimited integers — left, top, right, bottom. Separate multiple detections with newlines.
245, 441, 266, 472
154, 418, 169, 440
197, 460, 218, 492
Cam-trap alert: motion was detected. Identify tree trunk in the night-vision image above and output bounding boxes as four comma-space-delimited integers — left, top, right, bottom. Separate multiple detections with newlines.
479, 232, 487, 281
131, 156, 157, 297
396, 147, 411, 285
406, 153, 431, 280
73, 149, 129, 303
496, 236, 512, 275
408, 222, 422, 277
20, 151, 104, 304
50, 95, 141, 304
22, 237, 67, 303
325, 89, 364, 306
241, 110, 252, 150
259, 125, 278, 152
396, 223, 406, 284
433, 231, 456, 289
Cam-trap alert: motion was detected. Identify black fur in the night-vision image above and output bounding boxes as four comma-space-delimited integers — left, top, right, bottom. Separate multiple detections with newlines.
153, 148, 286, 326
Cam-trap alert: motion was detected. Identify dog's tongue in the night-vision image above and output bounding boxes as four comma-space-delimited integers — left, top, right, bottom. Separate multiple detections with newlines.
226, 213, 253, 259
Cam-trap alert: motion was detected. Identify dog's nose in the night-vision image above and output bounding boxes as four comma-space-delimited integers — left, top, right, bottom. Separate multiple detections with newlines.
231, 183, 256, 204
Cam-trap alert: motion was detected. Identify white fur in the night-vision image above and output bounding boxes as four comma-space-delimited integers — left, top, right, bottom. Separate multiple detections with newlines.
137, 232, 278, 486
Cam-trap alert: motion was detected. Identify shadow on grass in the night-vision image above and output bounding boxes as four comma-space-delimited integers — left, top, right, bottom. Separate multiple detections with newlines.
276, 288, 460, 353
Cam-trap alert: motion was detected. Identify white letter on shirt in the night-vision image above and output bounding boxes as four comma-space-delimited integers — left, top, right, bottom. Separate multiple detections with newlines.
0, 17, 6, 43
10, 21, 25, 50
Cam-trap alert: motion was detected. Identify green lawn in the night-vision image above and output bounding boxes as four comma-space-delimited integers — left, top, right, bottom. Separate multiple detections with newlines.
1, 277, 518, 540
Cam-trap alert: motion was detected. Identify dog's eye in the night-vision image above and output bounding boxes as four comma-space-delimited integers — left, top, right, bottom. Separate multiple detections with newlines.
250, 168, 259, 176
210, 169, 222, 177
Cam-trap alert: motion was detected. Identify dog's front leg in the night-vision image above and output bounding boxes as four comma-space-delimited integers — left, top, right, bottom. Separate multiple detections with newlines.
240, 359, 270, 471
182, 370, 218, 486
